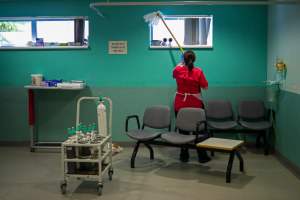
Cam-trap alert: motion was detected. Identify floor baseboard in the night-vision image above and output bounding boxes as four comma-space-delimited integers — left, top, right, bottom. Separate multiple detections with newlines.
274, 150, 300, 180
0, 141, 30, 146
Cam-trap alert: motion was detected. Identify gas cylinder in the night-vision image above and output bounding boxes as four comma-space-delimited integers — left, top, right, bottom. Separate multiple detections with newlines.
97, 101, 107, 137
97, 100, 109, 164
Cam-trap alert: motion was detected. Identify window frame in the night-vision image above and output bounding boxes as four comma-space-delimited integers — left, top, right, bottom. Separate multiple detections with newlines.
149, 15, 213, 49
0, 16, 89, 50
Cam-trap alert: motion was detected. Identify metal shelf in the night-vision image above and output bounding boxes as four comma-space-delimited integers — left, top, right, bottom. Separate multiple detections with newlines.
24, 85, 85, 90
60, 96, 113, 196
64, 149, 111, 163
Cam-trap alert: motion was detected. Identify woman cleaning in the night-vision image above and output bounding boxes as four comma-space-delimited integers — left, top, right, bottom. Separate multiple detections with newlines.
173, 50, 210, 163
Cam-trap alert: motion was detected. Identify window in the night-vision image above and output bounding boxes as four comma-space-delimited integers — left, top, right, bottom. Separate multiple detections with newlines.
0, 21, 32, 47
37, 20, 75, 43
0, 17, 89, 49
150, 15, 213, 49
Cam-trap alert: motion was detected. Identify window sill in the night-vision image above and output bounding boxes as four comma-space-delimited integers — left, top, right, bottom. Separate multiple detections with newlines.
0, 46, 89, 50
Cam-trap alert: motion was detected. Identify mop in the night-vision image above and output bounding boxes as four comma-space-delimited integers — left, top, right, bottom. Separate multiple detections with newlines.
144, 11, 184, 54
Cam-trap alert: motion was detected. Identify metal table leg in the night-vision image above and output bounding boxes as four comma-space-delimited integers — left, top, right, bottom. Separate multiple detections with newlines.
226, 151, 235, 183
27, 89, 61, 151
236, 151, 244, 172
28, 89, 36, 152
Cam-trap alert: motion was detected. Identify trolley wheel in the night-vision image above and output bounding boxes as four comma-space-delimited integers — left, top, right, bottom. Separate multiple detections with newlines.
60, 182, 67, 195
108, 168, 114, 181
97, 184, 103, 196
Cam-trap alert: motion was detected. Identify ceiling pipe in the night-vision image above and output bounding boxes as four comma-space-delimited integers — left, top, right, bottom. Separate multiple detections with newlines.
90, 1, 300, 7
89, 1, 300, 17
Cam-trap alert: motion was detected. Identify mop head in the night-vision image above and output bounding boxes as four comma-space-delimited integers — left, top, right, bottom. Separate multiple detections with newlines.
144, 10, 184, 55
144, 11, 163, 25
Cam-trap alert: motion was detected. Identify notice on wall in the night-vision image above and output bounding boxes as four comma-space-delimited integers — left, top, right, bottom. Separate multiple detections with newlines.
108, 41, 127, 54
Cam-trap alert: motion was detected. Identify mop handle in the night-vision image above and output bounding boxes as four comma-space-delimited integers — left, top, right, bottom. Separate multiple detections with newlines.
157, 13, 184, 54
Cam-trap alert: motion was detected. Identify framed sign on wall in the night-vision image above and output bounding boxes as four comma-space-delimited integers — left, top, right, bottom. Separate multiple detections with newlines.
108, 41, 127, 54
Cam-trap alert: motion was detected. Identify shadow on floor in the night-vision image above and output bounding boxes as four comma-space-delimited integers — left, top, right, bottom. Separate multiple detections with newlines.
70, 178, 150, 198
114, 155, 167, 173
155, 162, 255, 189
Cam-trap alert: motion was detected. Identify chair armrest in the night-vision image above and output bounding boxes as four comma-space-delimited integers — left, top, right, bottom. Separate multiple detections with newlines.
237, 114, 241, 121
125, 115, 140, 132
267, 108, 276, 126
266, 108, 273, 119
196, 120, 207, 132
232, 112, 237, 121
237, 114, 243, 126
195, 120, 207, 141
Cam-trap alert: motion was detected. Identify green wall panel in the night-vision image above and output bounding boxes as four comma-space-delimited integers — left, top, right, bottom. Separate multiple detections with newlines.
0, 86, 265, 142
275, 91, 300, 168
0, 1, 267, 87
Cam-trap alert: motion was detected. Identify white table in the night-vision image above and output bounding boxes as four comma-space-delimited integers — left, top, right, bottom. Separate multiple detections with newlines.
197, 138, 244, 183
24, 85, 85, 151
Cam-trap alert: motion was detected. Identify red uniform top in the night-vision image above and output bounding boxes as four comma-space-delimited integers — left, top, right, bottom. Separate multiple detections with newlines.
173, 65, 208, 112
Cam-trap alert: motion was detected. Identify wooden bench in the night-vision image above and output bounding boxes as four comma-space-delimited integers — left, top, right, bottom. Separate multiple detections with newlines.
197, 137, 244, 183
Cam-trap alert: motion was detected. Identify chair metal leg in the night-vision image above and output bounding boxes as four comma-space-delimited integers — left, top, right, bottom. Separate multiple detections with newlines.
131, 141, 140, 168
256, 134, 262, 148
263, 131, 269, 155
180, 147, 189, 162
226, 151, 235, 183
236, 151, 244, 172
209, 130, 215, 157
209, 130, 214, 138
144, 143, 154, 160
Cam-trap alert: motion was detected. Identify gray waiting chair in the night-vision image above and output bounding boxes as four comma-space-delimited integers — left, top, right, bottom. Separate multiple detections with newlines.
125, 105, 171, 168
238, 100, 272, 155
206, 100, 238, 156
161, 107, 207, 152
206, 100, 238, 134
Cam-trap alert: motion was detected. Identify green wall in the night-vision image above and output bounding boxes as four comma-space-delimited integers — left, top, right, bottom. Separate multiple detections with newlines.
268, 5, 300, 168
0, 0, 267, 142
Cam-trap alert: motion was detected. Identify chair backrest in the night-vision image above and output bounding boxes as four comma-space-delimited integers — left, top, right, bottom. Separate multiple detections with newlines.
238, 100, 265, 120
143, 105, 171, 129
176, 107, 206, 132
206, 100, 234, 120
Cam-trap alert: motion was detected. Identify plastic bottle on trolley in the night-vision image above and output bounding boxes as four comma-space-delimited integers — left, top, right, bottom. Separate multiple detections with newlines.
97, 100, 109, 164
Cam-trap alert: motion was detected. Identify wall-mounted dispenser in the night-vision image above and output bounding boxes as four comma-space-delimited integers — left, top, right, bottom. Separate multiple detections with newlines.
275, 58, 287, 83
265, 58, 287, 111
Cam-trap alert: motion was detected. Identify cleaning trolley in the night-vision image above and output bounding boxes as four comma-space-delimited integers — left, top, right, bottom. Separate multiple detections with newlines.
60, 96, 113, 195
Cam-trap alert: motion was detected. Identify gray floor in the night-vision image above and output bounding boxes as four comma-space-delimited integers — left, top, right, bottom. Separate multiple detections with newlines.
0, 146, 299, 200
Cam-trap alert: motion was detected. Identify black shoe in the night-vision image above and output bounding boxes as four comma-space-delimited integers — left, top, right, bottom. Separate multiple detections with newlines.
198, 156, 211, 163
180, 157, 189, 163
180, 153, 189, 162
197, 149, 211, 163
180, 148, 189, 162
